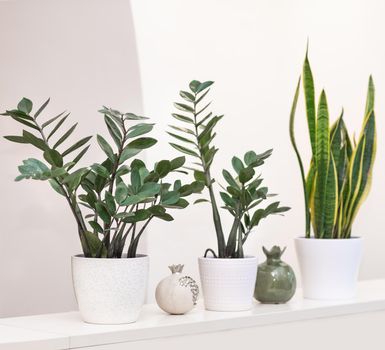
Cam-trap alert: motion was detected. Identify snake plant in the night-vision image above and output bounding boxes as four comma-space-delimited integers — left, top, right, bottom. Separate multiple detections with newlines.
289, 51, 376, 239
2, 99, 203, 258
168, 80, 290, 258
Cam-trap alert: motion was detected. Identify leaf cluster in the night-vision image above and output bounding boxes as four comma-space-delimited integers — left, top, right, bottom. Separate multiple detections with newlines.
169, 81, 290, 258
3, 100, 202, 258
289, 50, 376, 239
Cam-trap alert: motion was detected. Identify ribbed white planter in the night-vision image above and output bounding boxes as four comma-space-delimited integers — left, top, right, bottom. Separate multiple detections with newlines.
198, 256, 258, 311
71, 254, 149, 324
295, 237, 363, 300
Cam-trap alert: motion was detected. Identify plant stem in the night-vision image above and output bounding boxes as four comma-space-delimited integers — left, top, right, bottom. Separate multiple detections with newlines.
193, 93, 226, 258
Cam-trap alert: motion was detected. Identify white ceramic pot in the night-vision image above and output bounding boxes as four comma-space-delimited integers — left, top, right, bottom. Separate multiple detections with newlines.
71, 254, 149, 324
295, 237, 363, 300
198, 256, 258, 311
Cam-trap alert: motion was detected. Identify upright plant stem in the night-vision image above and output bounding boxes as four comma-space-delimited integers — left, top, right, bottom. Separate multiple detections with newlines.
193, 94, 226, 258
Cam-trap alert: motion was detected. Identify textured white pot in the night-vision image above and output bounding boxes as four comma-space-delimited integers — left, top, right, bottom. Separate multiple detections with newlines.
295, 237, 363, 300
71, 254, 149, 324
198, 256, 258, 311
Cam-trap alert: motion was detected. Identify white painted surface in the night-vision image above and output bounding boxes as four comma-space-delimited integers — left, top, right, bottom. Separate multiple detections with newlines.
1, 279, 385, 349
0, 325, 68, 350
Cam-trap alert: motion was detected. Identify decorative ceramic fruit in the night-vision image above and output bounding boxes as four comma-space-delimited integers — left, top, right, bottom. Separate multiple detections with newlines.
155, 264, 199, 315
254, 246, 296, 304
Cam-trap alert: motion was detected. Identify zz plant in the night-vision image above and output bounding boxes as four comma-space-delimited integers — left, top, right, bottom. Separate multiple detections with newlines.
2, 99, 203, 258
169, 80, 290, 258
289, 51, 376, 239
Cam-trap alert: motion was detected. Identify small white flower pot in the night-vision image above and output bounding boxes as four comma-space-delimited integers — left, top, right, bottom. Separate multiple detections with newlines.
295, 237, 363, 300
71, 254, 149, 324
198, 256, 258, 311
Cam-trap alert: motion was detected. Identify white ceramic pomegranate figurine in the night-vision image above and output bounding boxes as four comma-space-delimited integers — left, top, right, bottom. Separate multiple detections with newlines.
155, 264, 199, 315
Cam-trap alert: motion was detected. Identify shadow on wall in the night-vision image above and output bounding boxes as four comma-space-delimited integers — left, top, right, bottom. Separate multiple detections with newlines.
0, 0, 143, 317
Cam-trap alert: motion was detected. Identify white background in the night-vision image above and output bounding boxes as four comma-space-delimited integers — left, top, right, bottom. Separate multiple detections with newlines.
1, 0, 384, 317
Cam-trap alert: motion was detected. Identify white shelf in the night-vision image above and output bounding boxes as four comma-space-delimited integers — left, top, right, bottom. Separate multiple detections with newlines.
2, 279, 385, 349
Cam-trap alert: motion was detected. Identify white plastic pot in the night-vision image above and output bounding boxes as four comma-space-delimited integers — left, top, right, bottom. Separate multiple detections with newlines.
71, 254, 149, 324
198, 256, 258, 311
295, 237, 363, 300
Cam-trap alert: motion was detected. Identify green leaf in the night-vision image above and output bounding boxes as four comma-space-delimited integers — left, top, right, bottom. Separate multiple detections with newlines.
95, 202, 111, 223
170, 156, 186, 170
62, 136, 92, 157
220, 192, 236, 208
139, 182, 161, 197
231, 156, 244, 174
34, 98, 50, 119
127, 137, 157, 149
17, 158, 50, 181
105, 191, 116, 215
171, 113, 194, 124
91, 164, 109, 178
365, 75, 375, 117
63, 168, 89, 191
43, 149, 63, 167
4, 135, 28, 144
222, 169, 239, 189
162, 191, 180, 205
67, 145, 90, 171
104, 116, 122, 147
154, 212, 174, 221
244, 151, 257, 166
250, 209, 265, 227
97, 134, 115, 161
155, 160, 171, 178
314, 90, 330, 237
194, 198, 210, 204
303, 52, 316, 156
47, 113, 70, 140
17, 98, 33, 114
124, 112, 148, 120
169, 143, 199, 157
179, 90, 195, 102
189, 80, 201, 93
239, 166, 255, 184
174, 103, 194, 113
49, 179, 66, 195
88, 221, 103, 234
194, 170, 206, 183
167, 131, 196, 145
82, 231, 106, 258
148, 205, 166, 216
42, 111, 66, 129
22, 130, 47, 151
53, 123, 77, 149
120, 147, 141, 164
115, 182, 129, 205
323, 155, 338, 237
126, 123, 154, 138
197, 81, 214, 93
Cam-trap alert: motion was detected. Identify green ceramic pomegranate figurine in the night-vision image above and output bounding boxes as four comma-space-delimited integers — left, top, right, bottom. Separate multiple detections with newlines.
254, 246, 296, 304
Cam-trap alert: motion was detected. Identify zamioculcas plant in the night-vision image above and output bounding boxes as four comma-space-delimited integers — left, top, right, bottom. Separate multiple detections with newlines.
289, 51, 376, 239
168, 80, 290, 258
2, 99, 203, 258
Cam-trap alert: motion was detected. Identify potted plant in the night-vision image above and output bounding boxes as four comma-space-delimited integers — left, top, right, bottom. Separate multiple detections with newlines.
289, 50, 376, 299
168, 80, 290, 311
2, 99, 203, 324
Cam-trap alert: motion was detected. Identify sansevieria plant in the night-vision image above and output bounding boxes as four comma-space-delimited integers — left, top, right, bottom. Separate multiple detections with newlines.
289, 51, 376, 239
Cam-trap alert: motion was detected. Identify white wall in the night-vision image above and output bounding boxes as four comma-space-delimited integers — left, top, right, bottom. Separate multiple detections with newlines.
1, 0, 385, 316
0, 0, 143, 316
130, 0, 385, 301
